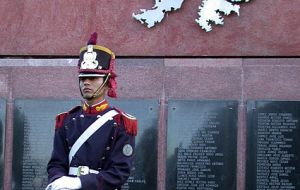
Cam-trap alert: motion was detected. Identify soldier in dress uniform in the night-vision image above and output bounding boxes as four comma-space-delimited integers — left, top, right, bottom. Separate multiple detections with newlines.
45, 32, 137, 190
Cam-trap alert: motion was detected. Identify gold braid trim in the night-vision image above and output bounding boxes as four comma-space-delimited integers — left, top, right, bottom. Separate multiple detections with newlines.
92, 73, 111, 98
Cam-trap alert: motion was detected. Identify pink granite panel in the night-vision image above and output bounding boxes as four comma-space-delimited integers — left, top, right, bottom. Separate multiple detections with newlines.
0, 0, 165, 56
241, 1, 300, 56
12, 66, 80, 99
0, 0, 299, 56
95, 0, 166, 56
243, 58, 300, 100
236, 104, 246, 190
165, 59, 242, 99
164, 0, 246, 56
0, 69, 9, 98
116, 59, 164, 98
243, 58, 299, 66
3, 99, 14, 190
157, 99, 167, 190
9, 59, 164, 99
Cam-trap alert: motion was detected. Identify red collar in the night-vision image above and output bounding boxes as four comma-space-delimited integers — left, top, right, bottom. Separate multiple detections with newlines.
82, 100, 109, 114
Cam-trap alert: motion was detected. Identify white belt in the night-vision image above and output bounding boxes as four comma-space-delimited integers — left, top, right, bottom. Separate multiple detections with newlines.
69, 166, 99, 176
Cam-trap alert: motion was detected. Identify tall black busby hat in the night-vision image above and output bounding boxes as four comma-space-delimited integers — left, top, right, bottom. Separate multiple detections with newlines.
78, 32, 117, 97
78, 32, 116, 77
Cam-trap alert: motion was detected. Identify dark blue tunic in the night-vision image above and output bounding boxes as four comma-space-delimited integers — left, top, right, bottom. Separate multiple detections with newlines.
47, 101, 136, 190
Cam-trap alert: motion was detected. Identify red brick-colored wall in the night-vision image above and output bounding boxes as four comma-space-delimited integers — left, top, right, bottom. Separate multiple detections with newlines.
1, 0, 299, 56
0, 0, 299, 189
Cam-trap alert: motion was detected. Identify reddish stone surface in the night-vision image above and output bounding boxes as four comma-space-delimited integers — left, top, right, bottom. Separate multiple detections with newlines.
237, 104, 247, 190
243, 59, 300, 100
7, 58, 300, 100
0, 0, 299, 56
4, 59, 164, 99
116, 59, 164, 98
3, 100, 14, 190
12, 66, 79, 99
0, 69, 10, 98
165, 59, 243, 99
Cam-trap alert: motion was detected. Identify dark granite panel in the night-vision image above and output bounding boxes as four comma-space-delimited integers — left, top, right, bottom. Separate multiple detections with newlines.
246, 101, 300, 190
12, 99, 158, 190
0, 99, 5, 190
166, 100, 238, 190
12, 99, 79, 190
110, 99, 159, 190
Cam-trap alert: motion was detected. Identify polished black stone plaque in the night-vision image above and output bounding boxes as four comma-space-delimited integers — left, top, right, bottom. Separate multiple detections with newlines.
246, 101, 300, 190
12, 99, 79, 190
12, 99, 158, 190
166, 100, 238, 190
0, 99, 5, 190
110, 99, 158, 190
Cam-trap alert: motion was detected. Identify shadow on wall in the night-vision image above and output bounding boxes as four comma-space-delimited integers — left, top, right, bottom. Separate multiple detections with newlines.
129, 126, 158, 189
12, 107, 49, 190
0, 119, 3, 189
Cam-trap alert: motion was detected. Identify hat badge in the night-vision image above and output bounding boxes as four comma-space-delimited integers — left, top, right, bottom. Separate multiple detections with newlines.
80, 45, 101, 69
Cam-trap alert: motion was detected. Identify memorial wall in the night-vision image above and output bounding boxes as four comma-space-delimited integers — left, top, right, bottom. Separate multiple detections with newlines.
0, 99, 5, 190
12, 100, 79, 190
8, 98, 300, 190
166, 100, 238, 190
246, 101, 300, 190
11, 99, 158, 190
0, 1, 299, 190
1, 58, 300, 190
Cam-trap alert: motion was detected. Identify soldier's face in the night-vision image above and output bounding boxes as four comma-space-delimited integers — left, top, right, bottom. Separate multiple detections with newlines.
79, 77, 107, 100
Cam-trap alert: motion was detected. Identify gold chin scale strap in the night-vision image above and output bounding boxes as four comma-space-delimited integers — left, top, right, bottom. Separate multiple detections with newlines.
92, 73, 111, 98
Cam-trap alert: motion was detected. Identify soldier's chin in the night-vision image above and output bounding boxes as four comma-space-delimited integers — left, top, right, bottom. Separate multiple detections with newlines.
82, 93, 93, 100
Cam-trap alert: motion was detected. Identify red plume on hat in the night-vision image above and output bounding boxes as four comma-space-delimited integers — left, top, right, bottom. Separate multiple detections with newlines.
87, 32, 98, 45
78, 32, 117, 98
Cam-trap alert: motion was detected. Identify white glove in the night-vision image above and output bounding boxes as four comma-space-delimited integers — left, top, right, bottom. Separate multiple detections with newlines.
45, 176, 82, 190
